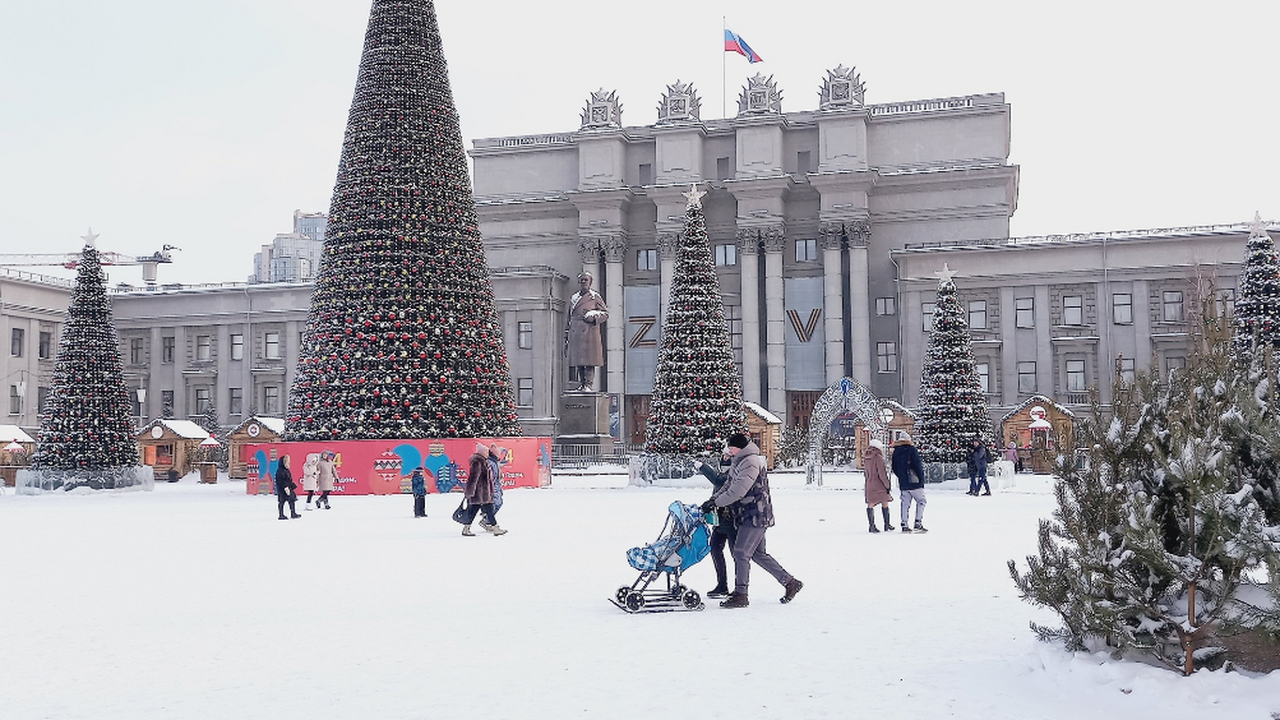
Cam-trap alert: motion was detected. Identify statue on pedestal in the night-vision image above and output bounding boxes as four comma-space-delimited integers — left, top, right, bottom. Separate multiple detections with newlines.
565, 271, 609, 392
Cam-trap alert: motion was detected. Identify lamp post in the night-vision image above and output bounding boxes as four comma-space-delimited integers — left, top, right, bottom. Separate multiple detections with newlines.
136, 387, 147, 430
15, 379, 26, 422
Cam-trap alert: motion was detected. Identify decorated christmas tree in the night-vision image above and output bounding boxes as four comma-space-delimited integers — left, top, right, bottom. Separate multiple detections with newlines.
1232, 212, 1280, 366
285, 0, 520, 441
914, 265, 994, 462
30, 233, 140, 480
645, 185, 747, 456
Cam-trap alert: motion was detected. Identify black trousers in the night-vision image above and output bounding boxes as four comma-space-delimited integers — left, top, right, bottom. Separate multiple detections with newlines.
277, 494, 297, 517
710, 520, 739, 589
413, 494, 426, 517
461, 502, 496, 526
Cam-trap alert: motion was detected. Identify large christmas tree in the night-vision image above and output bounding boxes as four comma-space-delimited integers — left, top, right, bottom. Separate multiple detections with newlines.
285, 0, 520, 441
1232, 212, 1280, 366
31, 234, 139, 474
645, 185, 747, 456
914, 265, 994, 462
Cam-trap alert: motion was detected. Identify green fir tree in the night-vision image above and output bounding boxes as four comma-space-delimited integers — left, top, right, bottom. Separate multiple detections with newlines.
1232, 212, 1280, 366
286, 0, 520, 441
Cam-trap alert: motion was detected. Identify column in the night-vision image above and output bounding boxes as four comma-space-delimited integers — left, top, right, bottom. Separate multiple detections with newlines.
148, 326, 162, 420
737, 229, 762, 405
847, 221, 872, 386
999, 287, 1017, 407
820, 222, 844, 385
762, 225, 787, 416
216, 324, 230, 425
601, 235, 627, 405
173, 325, 188, 418
657, 232, 680, 322
1034, 285, 1053, 396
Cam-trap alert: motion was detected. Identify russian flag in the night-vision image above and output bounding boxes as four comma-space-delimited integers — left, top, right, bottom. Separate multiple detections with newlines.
724, 29, 763, 64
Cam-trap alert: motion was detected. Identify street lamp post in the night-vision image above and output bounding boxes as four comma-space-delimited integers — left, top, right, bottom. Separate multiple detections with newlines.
15, 379, 26, 423
136, 388, 147, 430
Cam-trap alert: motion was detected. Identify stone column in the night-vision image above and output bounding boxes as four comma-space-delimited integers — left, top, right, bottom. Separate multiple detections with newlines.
657, 232, 680, 322
820, 222, 844, 386
762, 225, 787, 416
148, 326, 162, 420
846, 220, 872, 386
1034, 285, 1053, 396
999, 287, 1017, 407
737, 229, 762, 405
601, 234, 627, 403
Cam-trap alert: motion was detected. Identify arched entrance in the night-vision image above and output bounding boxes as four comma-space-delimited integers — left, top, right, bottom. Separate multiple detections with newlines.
806, 378, 885, 486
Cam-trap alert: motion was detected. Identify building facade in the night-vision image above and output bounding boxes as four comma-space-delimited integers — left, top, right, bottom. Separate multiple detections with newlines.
249, 210, 328, 284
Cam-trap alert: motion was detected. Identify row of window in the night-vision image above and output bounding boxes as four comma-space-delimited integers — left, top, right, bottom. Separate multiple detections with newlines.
633, 239, 820, 270
153, 386, 281, 417
9, 328, 54, 359
126, 332, 285, 365
910, 289, 1234, 332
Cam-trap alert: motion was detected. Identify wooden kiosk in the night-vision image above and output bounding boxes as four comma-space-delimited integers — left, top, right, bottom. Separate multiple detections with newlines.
0, 424, 36, 487
136, 419, 210, 481
744, 401, 782, 469
227, 417, 284, 479
999, 395, 1075, 474
843, 402, 916, 470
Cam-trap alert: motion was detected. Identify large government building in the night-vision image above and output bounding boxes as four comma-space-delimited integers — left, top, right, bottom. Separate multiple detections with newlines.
0, 67, 1269, 443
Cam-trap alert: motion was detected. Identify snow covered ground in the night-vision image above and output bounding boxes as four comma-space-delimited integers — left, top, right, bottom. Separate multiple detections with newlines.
1, 470, 1276, 720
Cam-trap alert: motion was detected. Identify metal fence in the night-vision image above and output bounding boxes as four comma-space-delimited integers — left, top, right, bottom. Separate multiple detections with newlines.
551, 443, 630, 469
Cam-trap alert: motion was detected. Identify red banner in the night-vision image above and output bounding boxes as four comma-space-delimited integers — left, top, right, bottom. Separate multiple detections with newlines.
244, 437, 552, 496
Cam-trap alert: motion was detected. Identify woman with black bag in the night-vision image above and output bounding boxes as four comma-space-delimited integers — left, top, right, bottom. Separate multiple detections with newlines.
459, 444, 505, 536
275, 454, 301, 520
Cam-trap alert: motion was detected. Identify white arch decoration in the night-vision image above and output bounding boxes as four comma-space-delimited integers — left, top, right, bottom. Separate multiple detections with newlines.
806, 377, 887, 486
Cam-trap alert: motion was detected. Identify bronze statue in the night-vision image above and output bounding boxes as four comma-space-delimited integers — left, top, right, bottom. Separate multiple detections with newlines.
565, 271, 608, 392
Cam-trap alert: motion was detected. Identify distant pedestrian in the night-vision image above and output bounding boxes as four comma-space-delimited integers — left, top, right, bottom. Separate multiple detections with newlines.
701, 433, 802, 608
302, 453, 320, 510
461, 443, 505, 536
275, 455, 301, 520
891, 433, 928, 533
967, 438, 991, 496
1005, 440, 1022, 473
863, 439, 894, 533
316, 450, 336, 509
411, 467, 427, 518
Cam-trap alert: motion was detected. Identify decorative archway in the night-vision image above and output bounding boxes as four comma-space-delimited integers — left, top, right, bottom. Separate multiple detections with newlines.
806, 378, 886, 486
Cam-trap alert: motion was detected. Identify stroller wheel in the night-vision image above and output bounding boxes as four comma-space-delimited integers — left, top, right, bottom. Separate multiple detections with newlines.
615, 587, 631, 604
625, 591, 646, 612
681, 589, 703, 611
671, 584, 686, 599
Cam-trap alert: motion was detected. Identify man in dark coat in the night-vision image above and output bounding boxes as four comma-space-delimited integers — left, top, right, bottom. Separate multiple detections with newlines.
891, 433, 928, 533
702, 433, 803, 609
564, 272, 608, 391
967, 438, 992, 496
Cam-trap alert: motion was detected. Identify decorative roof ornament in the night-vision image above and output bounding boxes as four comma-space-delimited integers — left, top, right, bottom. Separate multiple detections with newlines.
656, 80, 702, 124
736, 73, 782, 116
818, 65, 866, 110
580, 89, 623, 130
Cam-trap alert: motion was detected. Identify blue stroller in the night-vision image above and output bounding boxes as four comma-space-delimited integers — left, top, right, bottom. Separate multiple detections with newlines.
611, 501, 713, 613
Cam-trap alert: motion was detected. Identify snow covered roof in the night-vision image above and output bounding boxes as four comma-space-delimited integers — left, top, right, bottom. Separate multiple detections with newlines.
880, 400, 918, 419
229, 416, 285, 437
744, 401, 782, 424
0, 424, 35, 443
1000, 395, 1076, 424
151, 419, 210, 440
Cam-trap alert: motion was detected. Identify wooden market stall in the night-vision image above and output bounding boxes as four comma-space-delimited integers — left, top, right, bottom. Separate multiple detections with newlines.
0, 424, 36, 487
848, 401, 916, 469
227, 416, 284, 479
744, 401, 782, 469
999, 395, 1075, 474
136, 419, 210, 481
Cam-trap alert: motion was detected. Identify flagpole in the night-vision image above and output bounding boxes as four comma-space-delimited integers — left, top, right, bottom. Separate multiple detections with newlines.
722, 16, 727, 119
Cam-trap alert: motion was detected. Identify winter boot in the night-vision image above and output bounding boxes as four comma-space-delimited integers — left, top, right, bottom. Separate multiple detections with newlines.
489, 525, 508, 536
901, 525, 913, 533
278, 515, 288, 520
461, 525, 475, 537
913, 523, 929, 533
781, 578, 804, 604
720, 592, 749, 609
866, 507, 880, 533
290, 512, 302, 519
707, 586, 730, 599
881, 506, 895, 531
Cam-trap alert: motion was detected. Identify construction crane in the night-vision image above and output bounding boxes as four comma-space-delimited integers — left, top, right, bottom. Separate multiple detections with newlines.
0, 230, 179, 285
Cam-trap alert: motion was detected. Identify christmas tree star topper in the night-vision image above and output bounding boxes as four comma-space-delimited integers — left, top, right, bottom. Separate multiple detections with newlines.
934, 263, 957, 284
683, 183, 706, 208
1248, 211, 1265, 235
81, 228, 98, 248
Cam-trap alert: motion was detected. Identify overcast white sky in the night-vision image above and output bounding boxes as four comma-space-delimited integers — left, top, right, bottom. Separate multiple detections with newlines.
1, 0, 1276, 286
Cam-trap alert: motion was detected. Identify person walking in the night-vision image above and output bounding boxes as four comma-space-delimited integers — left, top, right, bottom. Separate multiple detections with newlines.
891, 433, 928, 533
410, 467, 427, 518
316, 450, 336, 509
863, 439, 894, 533
480, 444, 507, 532
302, 453, 320, 510
697, 451, 737, 598
968, 438, 992, 496
461, 444, 505, 537
1005, 440, 1021, 473
701, 433, 802, 609
275, 455, 301, 520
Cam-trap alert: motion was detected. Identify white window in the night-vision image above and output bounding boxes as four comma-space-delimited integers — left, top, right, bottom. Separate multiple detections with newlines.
1063, 296, 1083, 326
229, 388, 243, 416
196, 335, 211, 362
1215, 288, 1235, 318
976, 362, 990, 393
265, 332, 281, 360
230, 334, 244, 361
922, 302, 936, 332
517, 378, 533, 407
875, 297, 896, 316
517, 321, 533, 350
1162, 291, 1184, 323
10, 328, 23, 357
130, 338, 144, 364
1117, 357, 1136, 385
714, 244, 737, 267
263, 386, 281, 414
1018, 361, 1037, 394
876, 342, 897, 373
968, 300, 987, 330
1066, 359, 1086, 392
636, 249, 658, 271
195, 387, 211, 413
9, 385, 20, 415
1015, 297, 1034, 328
795, 239, 818, 262
1113, 293, 1133, 324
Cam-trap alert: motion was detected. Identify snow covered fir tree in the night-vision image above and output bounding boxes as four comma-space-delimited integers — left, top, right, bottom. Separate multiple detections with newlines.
644, 185, 747, 456
284, 0, 520, 441
1009, 312, 1280, 674
26, 233, 145, 491
1232, 212, 1280, 367
913, 265, 994, 462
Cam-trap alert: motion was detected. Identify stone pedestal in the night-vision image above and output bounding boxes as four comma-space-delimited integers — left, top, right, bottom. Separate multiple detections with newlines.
559, 392, 612, 447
